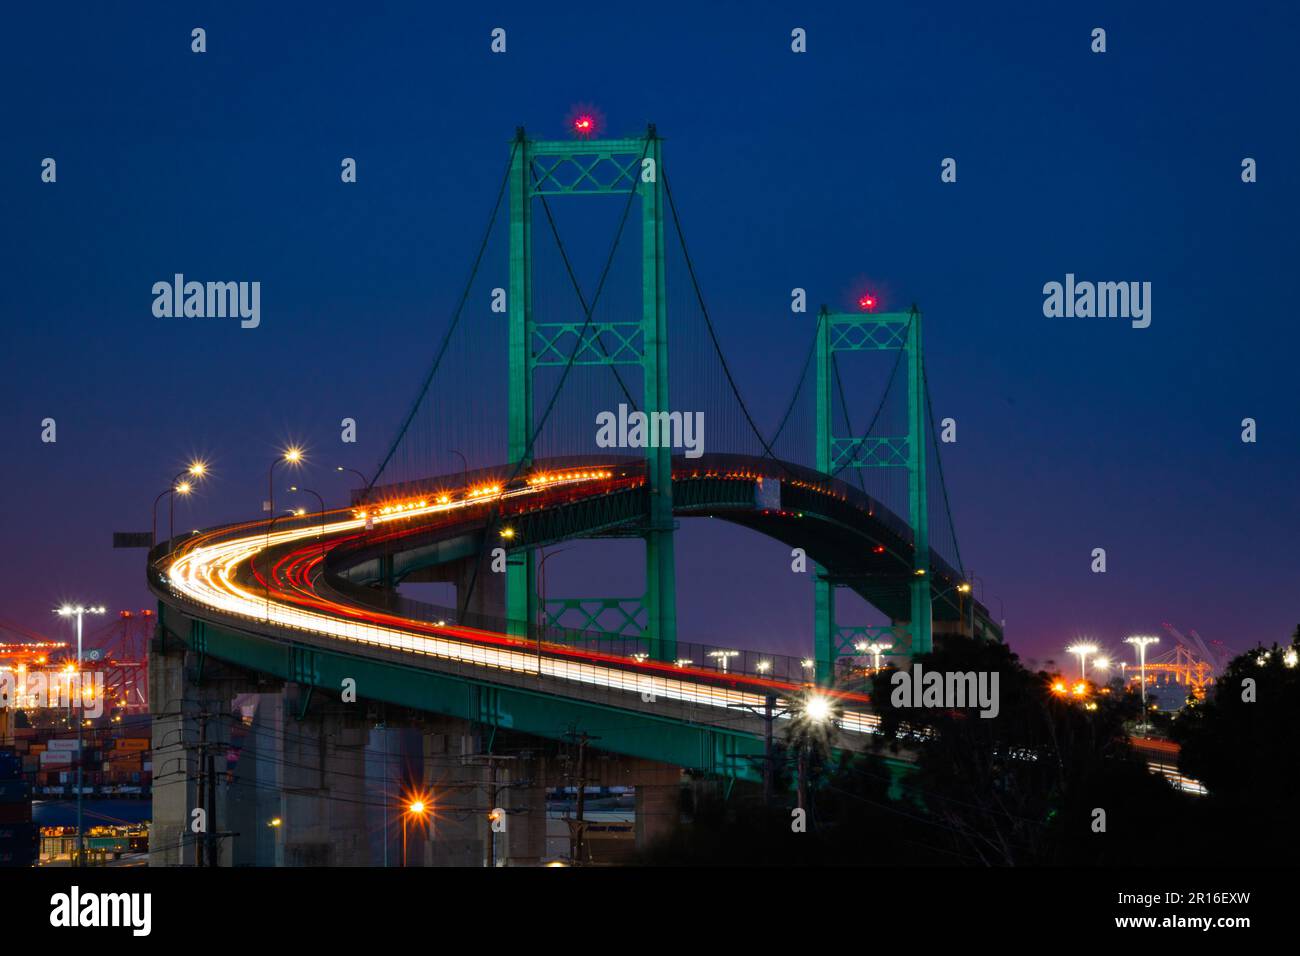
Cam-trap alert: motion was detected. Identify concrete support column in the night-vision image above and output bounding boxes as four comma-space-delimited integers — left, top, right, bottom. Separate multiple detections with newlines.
148, 643, 196, 867
416, 717, 486, 866
496, 751, 546, 867
277, 683, 371, 866
633, 762, 682, 852
148, 640, 250, 867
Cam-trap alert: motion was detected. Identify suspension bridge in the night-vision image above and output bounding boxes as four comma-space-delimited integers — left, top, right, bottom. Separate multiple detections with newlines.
145, 125, 1002, 863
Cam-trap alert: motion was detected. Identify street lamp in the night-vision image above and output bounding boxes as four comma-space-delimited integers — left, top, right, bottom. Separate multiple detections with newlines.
930, 581, 973, 639
289, 486, 327, 553
447, 449, 470, 489
707, 649, 740, 674
263, 510, 298, 621
334, 467, 370, 510
403, 798, 430, 867
1065, 642, 1099, 681
268, 446, 304, 516
536, 547, 573, 670
56, 603, 105, 866
857, 640, 893, 671
152, 461, 207, 548
1124, 635, 1160, 730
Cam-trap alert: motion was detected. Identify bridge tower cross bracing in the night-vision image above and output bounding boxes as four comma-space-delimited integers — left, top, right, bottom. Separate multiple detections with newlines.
813, 305, 932, 685
506, 125, 677, 663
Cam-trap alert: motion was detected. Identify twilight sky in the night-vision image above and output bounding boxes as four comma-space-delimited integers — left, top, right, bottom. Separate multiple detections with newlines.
2, 2, 1298, 669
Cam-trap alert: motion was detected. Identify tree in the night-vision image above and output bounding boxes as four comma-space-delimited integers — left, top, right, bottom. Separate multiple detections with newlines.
870, 635, 1189, 864
1168, 627, 1300, 861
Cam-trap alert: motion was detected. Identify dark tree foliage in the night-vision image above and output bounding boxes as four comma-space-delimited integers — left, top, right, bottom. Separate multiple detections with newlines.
869, 635, 1187, 865
1168, 627, 1300, 861
638, 632, 1295, 866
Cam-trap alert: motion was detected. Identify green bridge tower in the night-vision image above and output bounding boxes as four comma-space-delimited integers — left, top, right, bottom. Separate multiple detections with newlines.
506, 125, 677, 663
813, 306, 932, 685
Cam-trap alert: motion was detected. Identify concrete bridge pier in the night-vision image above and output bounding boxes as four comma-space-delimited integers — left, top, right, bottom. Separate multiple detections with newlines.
403, 551, 505, 626
148, 641, 255, 867
634, 762, 684, 852
404, 719, 549, 866
273, 683, 371, 866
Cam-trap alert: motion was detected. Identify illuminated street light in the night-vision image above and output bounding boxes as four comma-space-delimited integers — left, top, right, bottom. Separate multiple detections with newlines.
152, 461, 209, 548
860, 641, 893, 671
403, 796, 430, 867
707, 650, 740, 674
803, 694, 833, 724
268, 446, 305, 517
1065, 642, 1099, 681
54, 602, 105, 866
1124, 636, 1159, 731
755, 660, 772, 674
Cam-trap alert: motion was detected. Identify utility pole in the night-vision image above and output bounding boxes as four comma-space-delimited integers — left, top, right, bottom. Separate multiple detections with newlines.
475, 754, 517, 867
206, 747, 218, 867
729, 695, 786, 808
195, 711, 206, 867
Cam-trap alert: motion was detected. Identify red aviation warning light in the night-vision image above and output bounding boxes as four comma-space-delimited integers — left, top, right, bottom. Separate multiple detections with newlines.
858, 294, 878, 312
572, 114, 596, 138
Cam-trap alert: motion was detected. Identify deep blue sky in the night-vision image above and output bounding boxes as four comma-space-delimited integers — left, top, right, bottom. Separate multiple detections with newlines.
3, 2, 1297, 668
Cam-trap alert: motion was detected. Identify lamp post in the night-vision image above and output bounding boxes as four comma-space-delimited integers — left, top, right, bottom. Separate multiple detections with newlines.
930, 581, 972, 642
535, 547, 572, 668
268, 447, 304, 517
403, 799, 429, 867
1066, 642, 1099, 681
267, 817, 284, 866
448, 449, 469, 489
707, 649, 740, 674
289, 486, 327, 554
1124, 635, 1160, 730
263, 510, 297, 622
56, 603, 105, 866
169, 462, 206, 544
856, 640, 893, 672
152, 461, 207, 548
334, 467, 370, 507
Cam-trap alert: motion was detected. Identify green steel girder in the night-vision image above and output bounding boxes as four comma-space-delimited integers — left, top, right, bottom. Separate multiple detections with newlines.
829, 319, 910, 352
543, 597, 648, 637
832, 624, 905, 660
532, 321, 644, 366
156, 600, 766, 781
529, 148, 642, 196
830, 435, 910, 471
